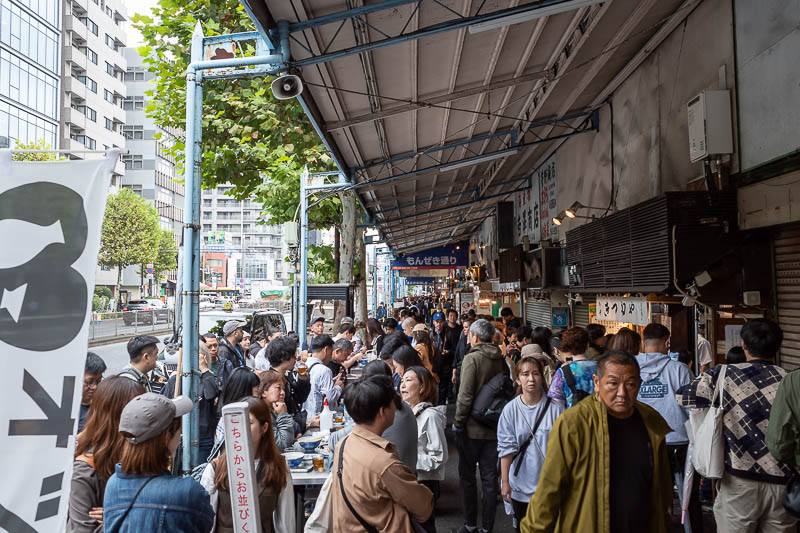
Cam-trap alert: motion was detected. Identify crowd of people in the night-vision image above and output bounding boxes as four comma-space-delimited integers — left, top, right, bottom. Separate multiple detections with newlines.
66, 296, 800, 533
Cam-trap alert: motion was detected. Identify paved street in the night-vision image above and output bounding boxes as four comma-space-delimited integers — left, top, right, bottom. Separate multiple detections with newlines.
91, 340, 138, 375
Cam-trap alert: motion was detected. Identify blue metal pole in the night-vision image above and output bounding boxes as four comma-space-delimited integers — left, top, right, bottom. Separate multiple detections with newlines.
189, 55, 203, 468
181, 22, 203, 473
299, 168, 309, 347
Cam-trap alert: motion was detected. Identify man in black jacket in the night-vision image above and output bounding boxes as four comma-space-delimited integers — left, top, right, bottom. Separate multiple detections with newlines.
267, 336, 312, 433
217, 320, 247, 368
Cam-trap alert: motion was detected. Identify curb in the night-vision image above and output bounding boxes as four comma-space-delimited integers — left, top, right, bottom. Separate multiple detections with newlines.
88, 328, 174, 347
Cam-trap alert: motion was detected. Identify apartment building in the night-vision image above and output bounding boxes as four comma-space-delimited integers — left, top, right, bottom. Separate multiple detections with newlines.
0, 0, 61, 149
59, 0, 126, 184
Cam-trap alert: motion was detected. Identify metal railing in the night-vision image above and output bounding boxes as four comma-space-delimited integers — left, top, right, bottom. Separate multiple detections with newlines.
88, 310, 175, 342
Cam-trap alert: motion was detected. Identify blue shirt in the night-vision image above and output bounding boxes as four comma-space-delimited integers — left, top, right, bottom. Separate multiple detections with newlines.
547, 360, 598, 407
103, 464, 214, 533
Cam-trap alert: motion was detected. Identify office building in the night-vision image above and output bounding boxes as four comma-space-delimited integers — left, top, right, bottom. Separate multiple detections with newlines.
0, 0, 61, 149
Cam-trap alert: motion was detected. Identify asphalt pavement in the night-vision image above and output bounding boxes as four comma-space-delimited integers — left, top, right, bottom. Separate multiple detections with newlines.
90, 340, 133, 375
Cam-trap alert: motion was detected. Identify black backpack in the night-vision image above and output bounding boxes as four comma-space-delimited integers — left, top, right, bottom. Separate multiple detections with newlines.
562, 364, 590, 405
470, 365, 516, 427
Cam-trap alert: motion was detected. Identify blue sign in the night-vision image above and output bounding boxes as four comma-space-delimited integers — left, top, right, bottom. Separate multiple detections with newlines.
391, 241, 468, 270
552, 308, 568, 328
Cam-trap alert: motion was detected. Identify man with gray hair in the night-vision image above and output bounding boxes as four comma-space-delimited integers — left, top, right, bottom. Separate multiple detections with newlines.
453, 319, 505, 533
327, 338, 359, 377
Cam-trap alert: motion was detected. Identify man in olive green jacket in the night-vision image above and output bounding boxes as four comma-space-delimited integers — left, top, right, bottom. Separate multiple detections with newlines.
522, 351, 673, 533
767, 370, 800, 468
453, 319, 507, 533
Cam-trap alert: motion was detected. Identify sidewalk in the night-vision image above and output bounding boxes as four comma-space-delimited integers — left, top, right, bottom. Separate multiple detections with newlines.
88, 326, 173, 347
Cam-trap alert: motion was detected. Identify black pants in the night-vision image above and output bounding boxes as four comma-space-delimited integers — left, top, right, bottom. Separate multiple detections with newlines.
419, 480, 440, 533
668, 443, 703, 533
457, 434, 499, 531
511, 499, 529, 533
438, 368, 452, 405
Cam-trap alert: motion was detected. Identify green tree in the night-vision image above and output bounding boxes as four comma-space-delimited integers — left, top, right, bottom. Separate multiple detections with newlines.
132, 0, 340, 230
98, 189, 161, 299
152, 229, 178, 281
11, 139, 64, 161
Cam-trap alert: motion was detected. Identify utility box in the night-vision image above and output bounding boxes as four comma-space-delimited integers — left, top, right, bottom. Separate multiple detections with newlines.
283, 222, 298, 246
687, 90, 733, 162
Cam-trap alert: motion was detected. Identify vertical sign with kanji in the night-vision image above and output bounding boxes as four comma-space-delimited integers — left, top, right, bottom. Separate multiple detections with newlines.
222, 402, 261, 533
514, 178, 540, 245
537, 154, 558, 242
0, 150, 118, 531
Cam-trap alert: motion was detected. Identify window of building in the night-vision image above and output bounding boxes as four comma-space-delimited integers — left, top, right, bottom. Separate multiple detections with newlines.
70, 135, 96, 149
122, 184, 142, 196
125, 67, 146, 81
104, 117, 113, 131
103, 89, 114, 104
105, 62, 114, 77
202, 224, 212, 231
207, 259, 223, 267
105, 5, 113, 17
122, 125, 143, 140
203, 199, 212, 207
157, 187, 171, 204
74, 74, 97, 93
79, 17, 99, 36
121, 154, 143, 170
0, 100, 58, 149
0, 50, 59, 120
105, 34, 116, 50
122, 95, 144, 111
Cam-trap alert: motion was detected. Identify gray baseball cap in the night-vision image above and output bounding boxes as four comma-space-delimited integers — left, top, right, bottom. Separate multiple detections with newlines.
119, 392, 192, 444
340, 316, 354, 325
222, 320, 247, 335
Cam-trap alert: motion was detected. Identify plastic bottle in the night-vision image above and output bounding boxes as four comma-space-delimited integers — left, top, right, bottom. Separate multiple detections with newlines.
320, 398, 333, 433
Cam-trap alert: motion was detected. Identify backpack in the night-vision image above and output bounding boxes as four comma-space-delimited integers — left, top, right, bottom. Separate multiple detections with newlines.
562, 364, 590, 406
470, 365, 516, 427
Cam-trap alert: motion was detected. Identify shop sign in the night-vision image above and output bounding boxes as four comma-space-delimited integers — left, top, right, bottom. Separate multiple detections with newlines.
222, 402, 261, 533
514, 153, 558, 244
552, 307, 568, 328
595, 296, 648, 326
391, 242, 468, 270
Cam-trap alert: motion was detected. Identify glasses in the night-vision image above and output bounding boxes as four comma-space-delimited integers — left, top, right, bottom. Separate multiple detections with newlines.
83, 378, 102, 388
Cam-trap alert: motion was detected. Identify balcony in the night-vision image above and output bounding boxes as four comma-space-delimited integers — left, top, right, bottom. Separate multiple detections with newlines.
62, 107, 86, 129
62, 76, 87, 101
71, 0, 88, 15
64, 16, 88, 41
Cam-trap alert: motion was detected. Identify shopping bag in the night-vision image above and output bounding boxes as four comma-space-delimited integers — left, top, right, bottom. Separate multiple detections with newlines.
304, 473, 333, 533
690, 365, 727, 479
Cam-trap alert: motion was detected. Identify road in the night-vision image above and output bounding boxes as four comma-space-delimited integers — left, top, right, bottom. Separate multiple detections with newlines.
91, 340, 132, 375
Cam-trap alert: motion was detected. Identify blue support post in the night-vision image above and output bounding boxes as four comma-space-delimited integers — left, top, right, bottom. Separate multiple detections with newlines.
181, 22, 203, 472
298, 168, 309, 347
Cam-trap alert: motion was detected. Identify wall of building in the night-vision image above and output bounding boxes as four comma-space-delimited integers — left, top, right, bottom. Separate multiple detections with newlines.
0, 0, 61, 149
735, 0, 800, 171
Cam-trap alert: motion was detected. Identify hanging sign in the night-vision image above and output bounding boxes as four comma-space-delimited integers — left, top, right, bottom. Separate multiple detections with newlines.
222, 402, 262, 533
391, 242, 468, 270
538, 155, 558, 242
595, 295, 649, 326
0, 150, 118, 531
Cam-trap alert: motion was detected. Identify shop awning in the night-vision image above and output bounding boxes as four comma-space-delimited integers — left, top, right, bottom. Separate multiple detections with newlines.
244, 0, 696, 252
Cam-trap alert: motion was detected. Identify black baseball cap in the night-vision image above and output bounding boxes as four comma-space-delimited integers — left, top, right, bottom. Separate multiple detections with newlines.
310, 316, 324, 326
127, 335, 160, 360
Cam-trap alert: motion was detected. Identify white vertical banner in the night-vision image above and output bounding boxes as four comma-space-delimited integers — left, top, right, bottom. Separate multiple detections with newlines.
537, 154, 558, 242
514, 178, 540, 245
0, 150, 117, 531
222, 402, 261, 533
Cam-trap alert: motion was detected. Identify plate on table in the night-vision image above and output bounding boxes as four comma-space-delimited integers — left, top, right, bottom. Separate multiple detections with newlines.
290, 464, 313, 473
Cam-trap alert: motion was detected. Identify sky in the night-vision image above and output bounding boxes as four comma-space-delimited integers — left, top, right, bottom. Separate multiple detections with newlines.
125, 0, 160, 47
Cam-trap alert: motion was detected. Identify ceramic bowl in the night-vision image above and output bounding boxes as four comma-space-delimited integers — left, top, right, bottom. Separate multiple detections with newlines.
283, 452, 304, 468
298, 436, 323, 451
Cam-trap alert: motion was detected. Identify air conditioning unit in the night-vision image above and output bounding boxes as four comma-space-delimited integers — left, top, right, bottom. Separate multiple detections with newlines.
687, 90, 733, 163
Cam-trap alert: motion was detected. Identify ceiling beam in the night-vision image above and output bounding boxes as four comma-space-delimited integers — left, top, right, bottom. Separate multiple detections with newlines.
288, 0, 421, 33
324, 71, 547, 132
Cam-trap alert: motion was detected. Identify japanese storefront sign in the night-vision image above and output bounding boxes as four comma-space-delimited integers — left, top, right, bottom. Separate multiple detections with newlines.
222, 402, 262, 533
390, 242, 468, 270
595, 296, 649, 326
514, 154, 559, 244
0, 150, 117, 531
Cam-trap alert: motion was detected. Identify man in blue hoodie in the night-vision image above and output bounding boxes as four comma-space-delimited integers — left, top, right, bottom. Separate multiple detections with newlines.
636, 323, 701, 532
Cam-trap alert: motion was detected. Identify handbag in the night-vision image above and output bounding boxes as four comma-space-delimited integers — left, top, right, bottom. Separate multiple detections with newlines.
304, 473, 334, 532
511, 397, 551, 477
690, 365, 727, 479
783, 471, 800, 518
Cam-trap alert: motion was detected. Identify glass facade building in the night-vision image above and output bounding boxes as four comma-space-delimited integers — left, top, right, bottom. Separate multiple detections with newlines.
0, 0, 60, 149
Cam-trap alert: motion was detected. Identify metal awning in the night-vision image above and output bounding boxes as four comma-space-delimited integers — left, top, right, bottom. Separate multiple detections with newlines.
242, 0, 698, 253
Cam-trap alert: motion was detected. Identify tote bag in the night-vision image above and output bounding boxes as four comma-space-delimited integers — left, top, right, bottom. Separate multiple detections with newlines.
690, 365, 727, 479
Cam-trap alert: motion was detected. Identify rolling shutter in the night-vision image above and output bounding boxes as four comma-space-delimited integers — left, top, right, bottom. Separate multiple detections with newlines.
775, 225, 800, 370
573, 295, 596, 328
526, 297, 551, 328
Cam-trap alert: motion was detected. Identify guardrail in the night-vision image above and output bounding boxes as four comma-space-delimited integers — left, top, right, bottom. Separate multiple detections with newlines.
89, 310, 175, 342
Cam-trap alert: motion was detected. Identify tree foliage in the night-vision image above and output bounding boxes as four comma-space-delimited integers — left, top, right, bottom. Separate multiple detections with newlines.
98, 189, 161, 292
132, 0, 340, 229
149, 228, 178, 281
11, 139, 64, 161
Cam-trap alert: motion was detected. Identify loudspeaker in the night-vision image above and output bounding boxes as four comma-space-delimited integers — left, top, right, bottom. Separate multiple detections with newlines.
271, 75, 303, 100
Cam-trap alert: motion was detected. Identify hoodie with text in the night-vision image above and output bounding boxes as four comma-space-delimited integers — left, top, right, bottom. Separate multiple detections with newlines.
635, 352, 693, 444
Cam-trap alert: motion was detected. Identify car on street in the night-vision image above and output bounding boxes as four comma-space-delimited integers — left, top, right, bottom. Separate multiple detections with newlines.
122, 299, 172, 325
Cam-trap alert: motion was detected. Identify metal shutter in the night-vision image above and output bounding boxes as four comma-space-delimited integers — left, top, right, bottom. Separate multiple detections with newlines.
573, 295, 596, 328
775, 226, 800, 370
526, 298, 551, 328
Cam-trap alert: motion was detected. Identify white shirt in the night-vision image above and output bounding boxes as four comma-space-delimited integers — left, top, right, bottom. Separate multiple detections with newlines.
302, 356, 341, 417
698, 334, 713, 366
254, 345, 270, 371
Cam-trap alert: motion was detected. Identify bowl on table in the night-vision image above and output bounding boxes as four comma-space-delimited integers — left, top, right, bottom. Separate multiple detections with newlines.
298, 435, 324, 452
283, 452, 304, 468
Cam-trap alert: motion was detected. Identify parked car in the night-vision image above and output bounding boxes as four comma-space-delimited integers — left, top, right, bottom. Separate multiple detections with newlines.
122, 299, 171, 325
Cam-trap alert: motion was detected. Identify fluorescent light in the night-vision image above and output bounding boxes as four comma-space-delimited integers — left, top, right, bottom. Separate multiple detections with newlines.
439, 149, 519, 172
469, 0, 605, 34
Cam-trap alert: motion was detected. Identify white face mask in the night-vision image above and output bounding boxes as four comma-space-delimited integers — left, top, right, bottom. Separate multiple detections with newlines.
411, 339, 417, 347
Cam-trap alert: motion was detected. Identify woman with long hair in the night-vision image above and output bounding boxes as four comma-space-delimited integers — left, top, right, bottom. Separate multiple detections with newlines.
103, 393, 214, 532
200, 397, 295, 533
411, 325, 439, 381
400, 366, 447, 533
214, 367, 260, 448
366, 318, 386, 354
608, 327, 642, 355
68, 377, 145, 532
498, 357, 564, 532
257, 371, 295, 451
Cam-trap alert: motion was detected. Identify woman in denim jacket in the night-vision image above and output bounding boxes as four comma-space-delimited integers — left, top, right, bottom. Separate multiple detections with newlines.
103, 393, 214, 533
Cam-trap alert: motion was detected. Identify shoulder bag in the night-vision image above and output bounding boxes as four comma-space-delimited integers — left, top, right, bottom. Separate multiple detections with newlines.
562, 364, 589, 405
691, 365, 727, 479
511, 397, 552, 477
